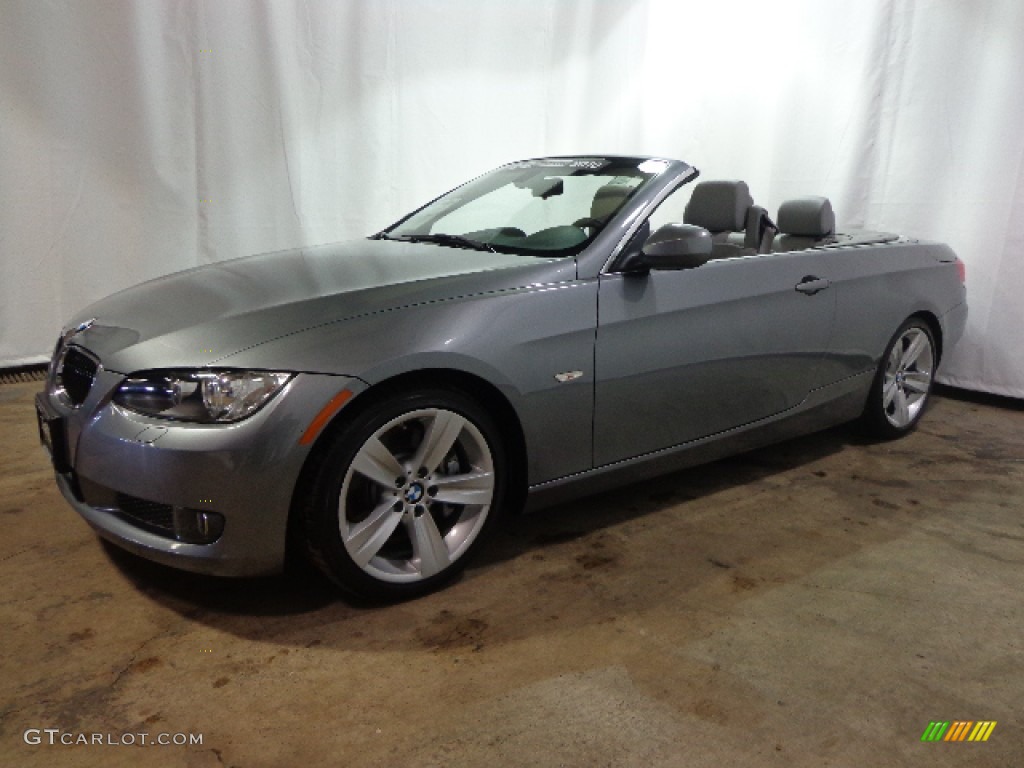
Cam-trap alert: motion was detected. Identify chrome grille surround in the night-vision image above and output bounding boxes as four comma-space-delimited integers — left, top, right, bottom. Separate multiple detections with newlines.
48, 318, 98, 408
53, 344, 100, 408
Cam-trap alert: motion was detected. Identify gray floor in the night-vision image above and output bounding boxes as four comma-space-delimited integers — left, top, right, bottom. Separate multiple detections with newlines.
1, 379, 1022, 767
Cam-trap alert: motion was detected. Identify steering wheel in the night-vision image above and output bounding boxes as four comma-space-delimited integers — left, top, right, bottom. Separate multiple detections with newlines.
572, 217, 605, 232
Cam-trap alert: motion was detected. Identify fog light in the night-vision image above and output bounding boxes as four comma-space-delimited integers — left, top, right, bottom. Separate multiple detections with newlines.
172, 507, 225, 544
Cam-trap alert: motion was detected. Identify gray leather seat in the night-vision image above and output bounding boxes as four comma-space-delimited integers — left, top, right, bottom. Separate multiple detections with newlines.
590, 182, 634, 221
575, 182, 635, 236
683, 180, 775, 257
772, 196, 836, 252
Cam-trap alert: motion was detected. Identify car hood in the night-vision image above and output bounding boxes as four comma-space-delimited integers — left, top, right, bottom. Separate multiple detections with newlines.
66, 239, 575, 373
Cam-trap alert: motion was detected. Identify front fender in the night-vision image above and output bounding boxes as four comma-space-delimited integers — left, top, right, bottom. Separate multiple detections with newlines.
218, 280, 600, 485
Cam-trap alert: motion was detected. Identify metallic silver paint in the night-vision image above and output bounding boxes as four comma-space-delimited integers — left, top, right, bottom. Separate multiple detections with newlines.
39, 155, 968, 577
594, 249, 836, 465
60, 372, 363, 574
65, 239, 572, 374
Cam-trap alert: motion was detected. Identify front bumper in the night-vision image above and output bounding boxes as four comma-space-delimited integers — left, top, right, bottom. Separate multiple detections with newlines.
39, 368, 363, 577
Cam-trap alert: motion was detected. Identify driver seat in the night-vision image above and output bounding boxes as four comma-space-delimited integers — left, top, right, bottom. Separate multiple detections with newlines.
684, 180, 776, 257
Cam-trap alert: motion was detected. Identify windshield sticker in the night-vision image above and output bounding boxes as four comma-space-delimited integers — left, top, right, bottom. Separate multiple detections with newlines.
638, 159, 670, 174
506, 158, 610, 171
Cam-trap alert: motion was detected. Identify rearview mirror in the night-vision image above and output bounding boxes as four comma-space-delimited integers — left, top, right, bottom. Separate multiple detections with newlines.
638, 223, 712, 270
516, 176, 564, 199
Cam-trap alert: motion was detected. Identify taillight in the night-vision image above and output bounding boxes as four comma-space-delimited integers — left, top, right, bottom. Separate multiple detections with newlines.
955, 257, 966, 284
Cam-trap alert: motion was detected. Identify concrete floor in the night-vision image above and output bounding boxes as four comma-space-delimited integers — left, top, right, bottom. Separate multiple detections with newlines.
1, 379, 1022, 768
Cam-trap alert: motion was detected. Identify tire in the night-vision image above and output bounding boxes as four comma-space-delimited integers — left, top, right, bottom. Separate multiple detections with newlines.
860, 319, 937, 439
300, 389, 507, 600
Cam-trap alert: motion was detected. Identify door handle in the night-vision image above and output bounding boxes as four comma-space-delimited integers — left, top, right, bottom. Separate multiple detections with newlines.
795, 275, 830, 295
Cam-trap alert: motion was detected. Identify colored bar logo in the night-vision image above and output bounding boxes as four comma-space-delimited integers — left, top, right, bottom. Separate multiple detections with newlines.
921, 721, 997, 742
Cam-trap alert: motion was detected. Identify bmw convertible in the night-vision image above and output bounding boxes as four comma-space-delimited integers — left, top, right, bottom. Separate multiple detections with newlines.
36, 156, 967, 599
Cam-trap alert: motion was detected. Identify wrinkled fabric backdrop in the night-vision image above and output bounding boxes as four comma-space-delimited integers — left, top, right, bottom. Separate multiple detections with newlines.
2, 0, 1022, 396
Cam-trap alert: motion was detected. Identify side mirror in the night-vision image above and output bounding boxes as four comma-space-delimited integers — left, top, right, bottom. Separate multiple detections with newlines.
637, 223, 712, 270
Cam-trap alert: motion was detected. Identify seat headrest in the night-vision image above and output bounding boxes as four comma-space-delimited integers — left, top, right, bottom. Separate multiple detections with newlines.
591, 183, 633, 221
684, 180, 754, 232
777, 196, 835, 237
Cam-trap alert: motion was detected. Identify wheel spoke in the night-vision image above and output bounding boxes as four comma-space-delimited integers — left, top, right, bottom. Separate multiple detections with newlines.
903, 370, 931, 394
882, 376, 898, 408
337, 404, 496, 586
345, 500, 403, 567
351, 436, 406, 488
408, 513, 451, 578
887, 345, 902, 374
900, 332, 927, 369
894, 387, 911, 425
431, 470, 494, 506
411, 411, 466, 474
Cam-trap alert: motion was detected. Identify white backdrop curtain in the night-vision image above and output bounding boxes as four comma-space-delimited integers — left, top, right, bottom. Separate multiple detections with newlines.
2, 0, 1022, 397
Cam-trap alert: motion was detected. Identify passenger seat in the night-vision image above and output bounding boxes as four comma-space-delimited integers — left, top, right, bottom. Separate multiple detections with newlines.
575, 182, 635, 235
772, 196, 836, 251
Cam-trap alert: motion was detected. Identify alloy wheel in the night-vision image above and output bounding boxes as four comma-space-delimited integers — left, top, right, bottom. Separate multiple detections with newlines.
338, 408, 495, 583
882, 327, 934, 428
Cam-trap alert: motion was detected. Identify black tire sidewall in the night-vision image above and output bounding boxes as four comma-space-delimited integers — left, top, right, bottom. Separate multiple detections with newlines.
301, 388, 507, 600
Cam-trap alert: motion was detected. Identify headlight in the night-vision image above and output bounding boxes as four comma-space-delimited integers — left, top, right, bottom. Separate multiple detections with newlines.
113, 370, 293, 423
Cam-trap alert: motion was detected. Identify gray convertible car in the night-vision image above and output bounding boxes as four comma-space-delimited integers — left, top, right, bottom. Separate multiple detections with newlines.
36, 156, 967, 599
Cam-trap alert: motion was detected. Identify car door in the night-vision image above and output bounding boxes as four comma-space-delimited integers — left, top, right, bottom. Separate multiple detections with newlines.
593, 250, 836, 467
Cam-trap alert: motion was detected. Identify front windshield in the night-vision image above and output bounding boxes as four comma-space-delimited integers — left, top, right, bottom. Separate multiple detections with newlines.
381, 157, 668, 256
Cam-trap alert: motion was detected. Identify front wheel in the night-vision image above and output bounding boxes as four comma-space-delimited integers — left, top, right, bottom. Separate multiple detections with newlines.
860, 319, 937, 438
300, 389, 507, 600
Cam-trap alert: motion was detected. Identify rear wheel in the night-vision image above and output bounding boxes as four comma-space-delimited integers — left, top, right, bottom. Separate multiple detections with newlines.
301, 389, 506, 600
861, 319, 936, 438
